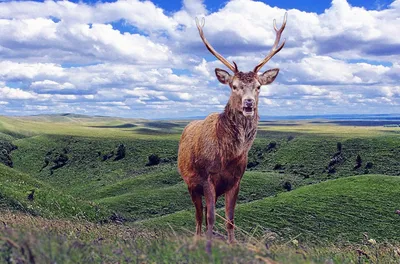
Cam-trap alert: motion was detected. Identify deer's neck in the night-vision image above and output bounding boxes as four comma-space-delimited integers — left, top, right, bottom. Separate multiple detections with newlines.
218, 100, 259, 145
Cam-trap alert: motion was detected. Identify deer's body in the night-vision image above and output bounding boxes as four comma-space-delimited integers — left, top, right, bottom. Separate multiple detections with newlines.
178, 14, 287, 252
179, 104, 257, 196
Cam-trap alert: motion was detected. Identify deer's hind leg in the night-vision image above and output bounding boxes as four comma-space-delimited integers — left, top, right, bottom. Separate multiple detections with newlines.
203, 180, 216, 254
189, 188, 203, 236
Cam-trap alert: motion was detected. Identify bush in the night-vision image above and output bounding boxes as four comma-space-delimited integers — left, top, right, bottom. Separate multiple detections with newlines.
146, 154, 160, 166
365, 162, 373, 169
282, 181, 292, 191
114, 144, 126, 161
356, 155, 362, 165
337, 142, 342, 152
0, 141, 17, 168
247, 161, 259, 169
354, 155, 362, 170
266, 141, 277, 151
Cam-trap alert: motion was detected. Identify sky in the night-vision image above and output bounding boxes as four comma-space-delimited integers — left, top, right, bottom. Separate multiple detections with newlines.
0, 0, 399, 119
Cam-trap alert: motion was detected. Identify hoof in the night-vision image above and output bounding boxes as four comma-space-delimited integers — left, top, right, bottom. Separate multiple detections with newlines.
206, 240, 212, 255
228, 238, 238, 245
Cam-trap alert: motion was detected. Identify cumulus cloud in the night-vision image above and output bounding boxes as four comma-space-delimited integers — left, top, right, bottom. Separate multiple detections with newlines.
30, 80, 75, 92
0, 0, 399, 118
0, 84, 37, 100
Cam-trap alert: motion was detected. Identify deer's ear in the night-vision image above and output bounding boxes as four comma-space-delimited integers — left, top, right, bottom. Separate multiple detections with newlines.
259, 68, 279, 85
215, 68, 231, 84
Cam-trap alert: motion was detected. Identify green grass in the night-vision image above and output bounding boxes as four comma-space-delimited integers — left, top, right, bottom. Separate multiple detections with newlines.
0, 115, 400, 262
141, 175, 400, 243
0, 164, 108, 221
247, 133, 400, 183
89, 171, 302, 221
0, 115, 182, 140
11, 134, 179, 197
1, 211, 399, 264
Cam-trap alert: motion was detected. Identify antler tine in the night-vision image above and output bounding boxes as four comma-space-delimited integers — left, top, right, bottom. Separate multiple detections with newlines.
195, 17, 237, 73
253, 12, 287, 73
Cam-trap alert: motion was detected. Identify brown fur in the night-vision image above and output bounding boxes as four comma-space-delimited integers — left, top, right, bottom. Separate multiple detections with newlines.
178, 90, 259, 246
235, 71, 258, 83
186, 14, 286, 252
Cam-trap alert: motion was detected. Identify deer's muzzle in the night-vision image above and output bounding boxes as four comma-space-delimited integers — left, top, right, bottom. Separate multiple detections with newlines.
243, 99, 255, 116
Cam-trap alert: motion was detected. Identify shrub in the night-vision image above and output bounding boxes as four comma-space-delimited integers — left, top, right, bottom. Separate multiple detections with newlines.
266, 141, 277, 151
354, 155, 362, 170
146, 154, 160, 166
337, 142, 342, 152
114, 144, 126, 161
282, 181, 292, 191
247, 161, 259, 169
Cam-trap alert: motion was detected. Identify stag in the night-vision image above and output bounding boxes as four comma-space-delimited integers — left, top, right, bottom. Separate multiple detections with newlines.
178, 13, 287, 251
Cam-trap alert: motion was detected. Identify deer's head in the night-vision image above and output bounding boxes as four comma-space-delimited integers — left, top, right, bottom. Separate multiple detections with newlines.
196, 14, 287, 117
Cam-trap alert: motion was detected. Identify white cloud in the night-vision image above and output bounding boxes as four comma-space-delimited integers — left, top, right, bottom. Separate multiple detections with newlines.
282, 55, 391, 85
0, 86, 37, 100
31, 80, 75, 91
0, 18, 173, 64
0, 0, 398, 118
0, 61, 65, 80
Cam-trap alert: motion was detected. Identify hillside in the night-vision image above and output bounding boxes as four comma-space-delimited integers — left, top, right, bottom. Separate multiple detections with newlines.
1, 174, 399, 263
0, 163, 108, 220
0, 115, 399, 262
141, 175, 400, 243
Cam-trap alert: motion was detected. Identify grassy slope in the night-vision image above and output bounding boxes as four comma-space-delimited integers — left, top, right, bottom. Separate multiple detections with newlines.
94, 171, 303, 221
0, 115, 399, 237
2, 212, 398, 264
250, 132, 400, 178
1, 116, 400, 262
11, 135, 179, 197
8, 123, 400, 221
142, 175, 400, 243
0, 163, 108, 221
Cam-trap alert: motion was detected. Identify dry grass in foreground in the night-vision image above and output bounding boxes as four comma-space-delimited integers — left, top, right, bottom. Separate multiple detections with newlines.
1, 211, 400, 263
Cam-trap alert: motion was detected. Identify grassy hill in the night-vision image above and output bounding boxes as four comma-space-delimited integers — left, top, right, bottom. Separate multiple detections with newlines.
0, 163, 108, 220
0, 114, 399, 263
141, 175, 400, 243
1, 175, 399, 263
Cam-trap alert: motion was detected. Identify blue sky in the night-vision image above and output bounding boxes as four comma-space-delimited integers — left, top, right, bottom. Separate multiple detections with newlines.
150, 0, 392, 13
0, 0, 399, 118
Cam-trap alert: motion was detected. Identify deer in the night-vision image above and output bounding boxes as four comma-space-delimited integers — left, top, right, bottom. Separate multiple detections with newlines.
177, 13, 287, 252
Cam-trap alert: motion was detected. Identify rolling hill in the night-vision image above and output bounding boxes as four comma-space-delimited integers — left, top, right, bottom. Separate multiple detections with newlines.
0, 114, 399, 263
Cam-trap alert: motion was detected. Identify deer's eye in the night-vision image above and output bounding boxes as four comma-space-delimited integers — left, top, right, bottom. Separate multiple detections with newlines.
256, 85, 261, 90
232, 85, 237, 90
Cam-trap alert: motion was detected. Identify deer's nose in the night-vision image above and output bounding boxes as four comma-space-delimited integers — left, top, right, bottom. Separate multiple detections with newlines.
244, 99, 255, 107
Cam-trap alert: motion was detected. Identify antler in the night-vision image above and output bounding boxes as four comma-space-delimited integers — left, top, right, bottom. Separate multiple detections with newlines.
253, 12, 287, 73
195, 17, 238, 73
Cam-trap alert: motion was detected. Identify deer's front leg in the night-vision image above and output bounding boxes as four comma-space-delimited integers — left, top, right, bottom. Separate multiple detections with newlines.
204, 180, 216, 254
225, 181, 240, 244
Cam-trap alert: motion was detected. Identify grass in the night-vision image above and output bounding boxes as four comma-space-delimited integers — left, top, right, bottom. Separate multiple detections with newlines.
11, 134, 179, 197
141, 175, 400, 243
0, 114, 400, 262
91, 171, 303, 221
1, 211, 400, 264
0, 163, 108, 221
0, 115, 182, 140
257, 122, 400, 138
248, 133, 400, 179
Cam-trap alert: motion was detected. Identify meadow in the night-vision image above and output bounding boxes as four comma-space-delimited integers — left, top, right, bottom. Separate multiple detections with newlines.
0, 114, 400, 263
